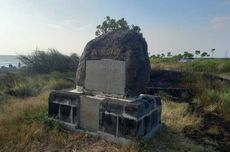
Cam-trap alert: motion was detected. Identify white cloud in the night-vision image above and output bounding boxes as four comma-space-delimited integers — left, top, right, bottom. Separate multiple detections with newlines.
211, 16, 230, 30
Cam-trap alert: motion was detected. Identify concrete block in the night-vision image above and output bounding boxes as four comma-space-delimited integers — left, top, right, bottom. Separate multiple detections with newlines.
72, 107, 77, 124
141, 96, 155, 109
60, 105, 71, 123
118, 117, 139, 138
124, 102, 145, 119
144, 115, 151, 135
104, 98, 124, 115
99, 113, 117, 136
79, 96, 102, 132
155, 96, 162, 106
48, 90, 81, 127
151, 110, 159, 127
48, 102, 59, 118
49, 90, 80, 105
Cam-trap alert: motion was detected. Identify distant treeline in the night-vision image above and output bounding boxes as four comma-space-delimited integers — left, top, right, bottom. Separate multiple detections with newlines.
150, 49, 221, 59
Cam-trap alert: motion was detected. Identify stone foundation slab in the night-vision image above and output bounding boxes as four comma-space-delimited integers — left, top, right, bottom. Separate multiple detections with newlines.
48, 89, 162, 143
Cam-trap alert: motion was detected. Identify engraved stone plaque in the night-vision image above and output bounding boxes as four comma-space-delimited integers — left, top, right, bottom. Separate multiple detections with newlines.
85, 59, 126, 95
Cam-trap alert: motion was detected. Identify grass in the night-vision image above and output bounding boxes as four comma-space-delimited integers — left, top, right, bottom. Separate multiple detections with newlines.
162, 100, 200, 131
203, 89, 230, 121
181, 72, 230, 122
150, 57, 178, 64
145, 100, 212, 152
0, 92, 213, 152
6, 81, 41, 97
0, 92, 119, 152
1, 57, 229, 151
0, 72, 75, 99
151, 58, 230, 74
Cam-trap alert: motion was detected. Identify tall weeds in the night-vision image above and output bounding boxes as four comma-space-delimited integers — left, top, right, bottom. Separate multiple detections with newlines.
182, 72, 230, 121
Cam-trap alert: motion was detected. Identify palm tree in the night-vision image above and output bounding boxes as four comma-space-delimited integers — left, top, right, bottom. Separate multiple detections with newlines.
167, 52, 172, 57
211, 48, 215, 58
195, 50, 201, 58
201, 52, 208, 58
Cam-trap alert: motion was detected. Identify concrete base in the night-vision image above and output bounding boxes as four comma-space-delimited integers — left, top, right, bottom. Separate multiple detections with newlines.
49, 119, 162, 144
48, 89, 162, 143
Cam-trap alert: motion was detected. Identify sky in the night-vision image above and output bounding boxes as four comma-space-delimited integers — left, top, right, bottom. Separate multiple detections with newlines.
0, 0, 230, 57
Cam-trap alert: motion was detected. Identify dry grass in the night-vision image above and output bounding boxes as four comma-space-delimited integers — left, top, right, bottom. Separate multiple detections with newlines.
162, 100, 201, 131
0, 93, 213, 152
148, 100, 213, 152
0, 92, 120, 152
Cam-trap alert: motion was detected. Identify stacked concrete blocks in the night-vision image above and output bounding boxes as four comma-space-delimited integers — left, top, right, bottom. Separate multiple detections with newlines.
99, 95, 161, 140
48, 91, 81, 127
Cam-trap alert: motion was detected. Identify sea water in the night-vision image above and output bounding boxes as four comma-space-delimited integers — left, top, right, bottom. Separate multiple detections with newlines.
0, 55, 21, 68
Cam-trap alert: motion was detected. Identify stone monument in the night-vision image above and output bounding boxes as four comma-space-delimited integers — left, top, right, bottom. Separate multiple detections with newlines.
48, 30, 162, 143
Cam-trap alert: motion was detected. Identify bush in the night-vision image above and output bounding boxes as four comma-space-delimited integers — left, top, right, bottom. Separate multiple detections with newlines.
22, 111, 61, 130
19, 49, 79, 74
219, 60, 230, 72
1, 72, 75, 98
179, 59, 230, 73
186, 60, 218, 73
6, 81, 41, 97
203, 90, 230, 121
23, 111, 47, 125
150, 57, 178, 64
185, 73, 230, 121
207, 90, 221, 103
48, 79, 74, 90
43, 117, 61, 130
0, 73, 19, 91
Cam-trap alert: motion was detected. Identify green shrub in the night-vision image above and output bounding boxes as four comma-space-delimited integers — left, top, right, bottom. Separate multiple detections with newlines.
19, 49, 79, 74
220, 60, 230, 72
0, 73, 20, 91
182, 72, 230, 121
179, 59, 230, 73
207, 90, 221, 103
186, 60, 218, 73
22, 110, 61, 130
6, 81, 41, 97
201, 89, 230, 120
23, 111, 47, 125
48, 79, 74, 90
43, 117, 61, 130
150, 57, 178, 64
151, 57, 230, 73
217, 91, 230, 119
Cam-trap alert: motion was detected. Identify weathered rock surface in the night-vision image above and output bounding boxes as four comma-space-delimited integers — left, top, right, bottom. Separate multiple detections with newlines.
76, 30, 150, 97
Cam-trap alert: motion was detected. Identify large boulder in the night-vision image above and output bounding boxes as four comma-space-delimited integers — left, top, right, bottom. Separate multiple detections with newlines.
76, 30, 150, 97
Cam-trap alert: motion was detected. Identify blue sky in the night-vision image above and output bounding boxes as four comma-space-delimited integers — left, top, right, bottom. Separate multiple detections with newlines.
0, 0, 230, 57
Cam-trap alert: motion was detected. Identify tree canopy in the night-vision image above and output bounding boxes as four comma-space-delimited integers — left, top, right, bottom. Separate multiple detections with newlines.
201, 52, 209, 58
95, 16, 141, 36
183, 51, 194, 59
